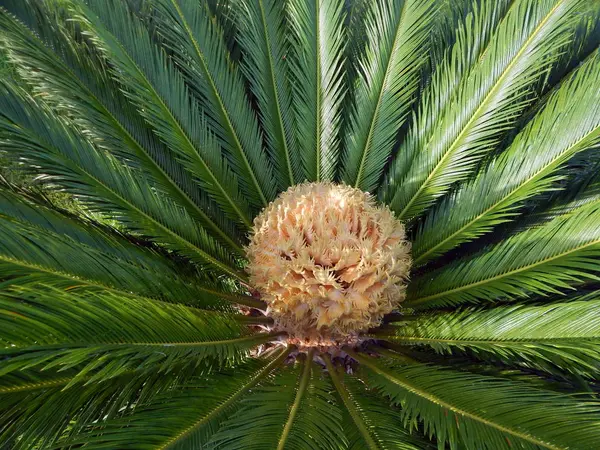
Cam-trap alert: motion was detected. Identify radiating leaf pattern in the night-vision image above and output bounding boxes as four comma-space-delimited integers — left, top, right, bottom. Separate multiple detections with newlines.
1, 0, 600, 449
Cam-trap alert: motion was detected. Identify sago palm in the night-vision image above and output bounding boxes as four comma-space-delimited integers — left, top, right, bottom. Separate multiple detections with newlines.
1, 0, 600, 448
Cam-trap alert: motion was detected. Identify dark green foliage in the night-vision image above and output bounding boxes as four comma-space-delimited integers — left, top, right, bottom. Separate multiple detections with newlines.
1, 0, 600, 449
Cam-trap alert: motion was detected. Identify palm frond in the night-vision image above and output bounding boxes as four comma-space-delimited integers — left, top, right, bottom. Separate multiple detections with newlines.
0, 3, 246, 254
65, 349, 290, 450
0, 286, 274, 383
0, 367, 195, 449
380, 297, 600, 379
0, 186, 260, 308
407, 201, 600, 309
349, 350, 600, 450
209, 350, 345, 450
232, 0, 302, 189
71, 0, 256, 228
379, 0, 511, 205
323, 354, 430, 450
389, 0, 586, 221
63, 350, 289, 450
412, 48, 600, 265
151, 0, 276, 207
341, 0, 437, 192
0, 81, 246, 281
288, 0, 346, 183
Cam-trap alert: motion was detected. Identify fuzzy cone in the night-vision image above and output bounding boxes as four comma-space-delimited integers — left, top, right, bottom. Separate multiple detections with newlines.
247, 183, 411, 345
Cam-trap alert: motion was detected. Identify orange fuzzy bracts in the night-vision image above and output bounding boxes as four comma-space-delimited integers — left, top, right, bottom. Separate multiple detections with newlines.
246, 183, 411, 345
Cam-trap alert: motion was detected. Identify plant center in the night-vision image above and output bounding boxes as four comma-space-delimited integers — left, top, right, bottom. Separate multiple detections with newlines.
246, 182, 411, 346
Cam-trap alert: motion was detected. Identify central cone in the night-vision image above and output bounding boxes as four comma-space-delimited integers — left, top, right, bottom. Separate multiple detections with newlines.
246, 182, 411, 346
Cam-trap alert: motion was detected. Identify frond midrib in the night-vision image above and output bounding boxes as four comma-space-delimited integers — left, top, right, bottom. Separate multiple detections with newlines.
396, 0, 565, 221
258, 0, 294, 186
168, 0, 268, 207
408, 234, 600, 306
413, 95, 600, 264
158, 347, 291, 450
349, 351, 562, 450
323, 354, 379, 450
353, 0, 408, 189
276, 348, 314, 450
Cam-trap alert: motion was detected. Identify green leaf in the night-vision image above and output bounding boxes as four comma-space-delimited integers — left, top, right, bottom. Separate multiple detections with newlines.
72, 0, 256, 228
341, 0, 436, 192
152, 0, 276, 208
412, 48, 600, 265
288, 0, 346, 182
0, 186, 260, 309
0, 286, 274, 382
0, 82, 246, 281
407, 201, 600, 309
378, 0, 509, 206
381, 297, 600, 379
323, 354, 429, 450
0, 3, 245, 255
350, 350, 600, 450
0, 203, 223, 310
389, 0, 586, 221
0, 368, 192, 449
209, 349, 345, 450
232, 0, 302, 189
65, 349, 291, 449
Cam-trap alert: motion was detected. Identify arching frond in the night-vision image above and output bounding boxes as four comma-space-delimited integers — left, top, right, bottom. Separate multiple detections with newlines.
407, 202, 600, 309
0, 286, 274, 383
58, 349, 290, 450
323, 354, 430, 450
288, 0, 346, 183
209, 350, 345, 450
232, 0, 302, 189
412, 48, 600, 265
381, 297, 600, 379
390, 0, 587, 221
151, 0, 276, 207
0, 3, 245, 254
71, 0, 256, 228
350, 350, 600, 450
0, 368, 194, 450
0, 82, 245, 281
341, 0, 437, 192
0, 187, 260, 308
380, 0, 512, 205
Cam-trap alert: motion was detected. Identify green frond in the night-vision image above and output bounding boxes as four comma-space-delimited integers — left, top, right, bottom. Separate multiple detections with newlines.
323, 354, 430, 450
379, 0, 511, 205
0, 368, 192, 449
0, 186, 261, 308
0, 81, 246, 280
64, 349, 290, 449
407, 202, 600, 309
389, 0, 587, 221
0, 286, 273, 383
341, 0, 437, 192
381, 297, 600, 379
0, 2, 246, 254
232, 0, 302, 189
288, 0, 346, 183
71, 0, 256, 228
350, 350, 600, 450
0, 188, 238, 309
209, 350, 345, 450
412, 48, 600, 265
534, 165, 600, 223
151, 0, 276, 207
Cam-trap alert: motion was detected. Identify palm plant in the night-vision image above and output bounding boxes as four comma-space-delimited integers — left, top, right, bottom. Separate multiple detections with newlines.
1, 0, 600, 448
